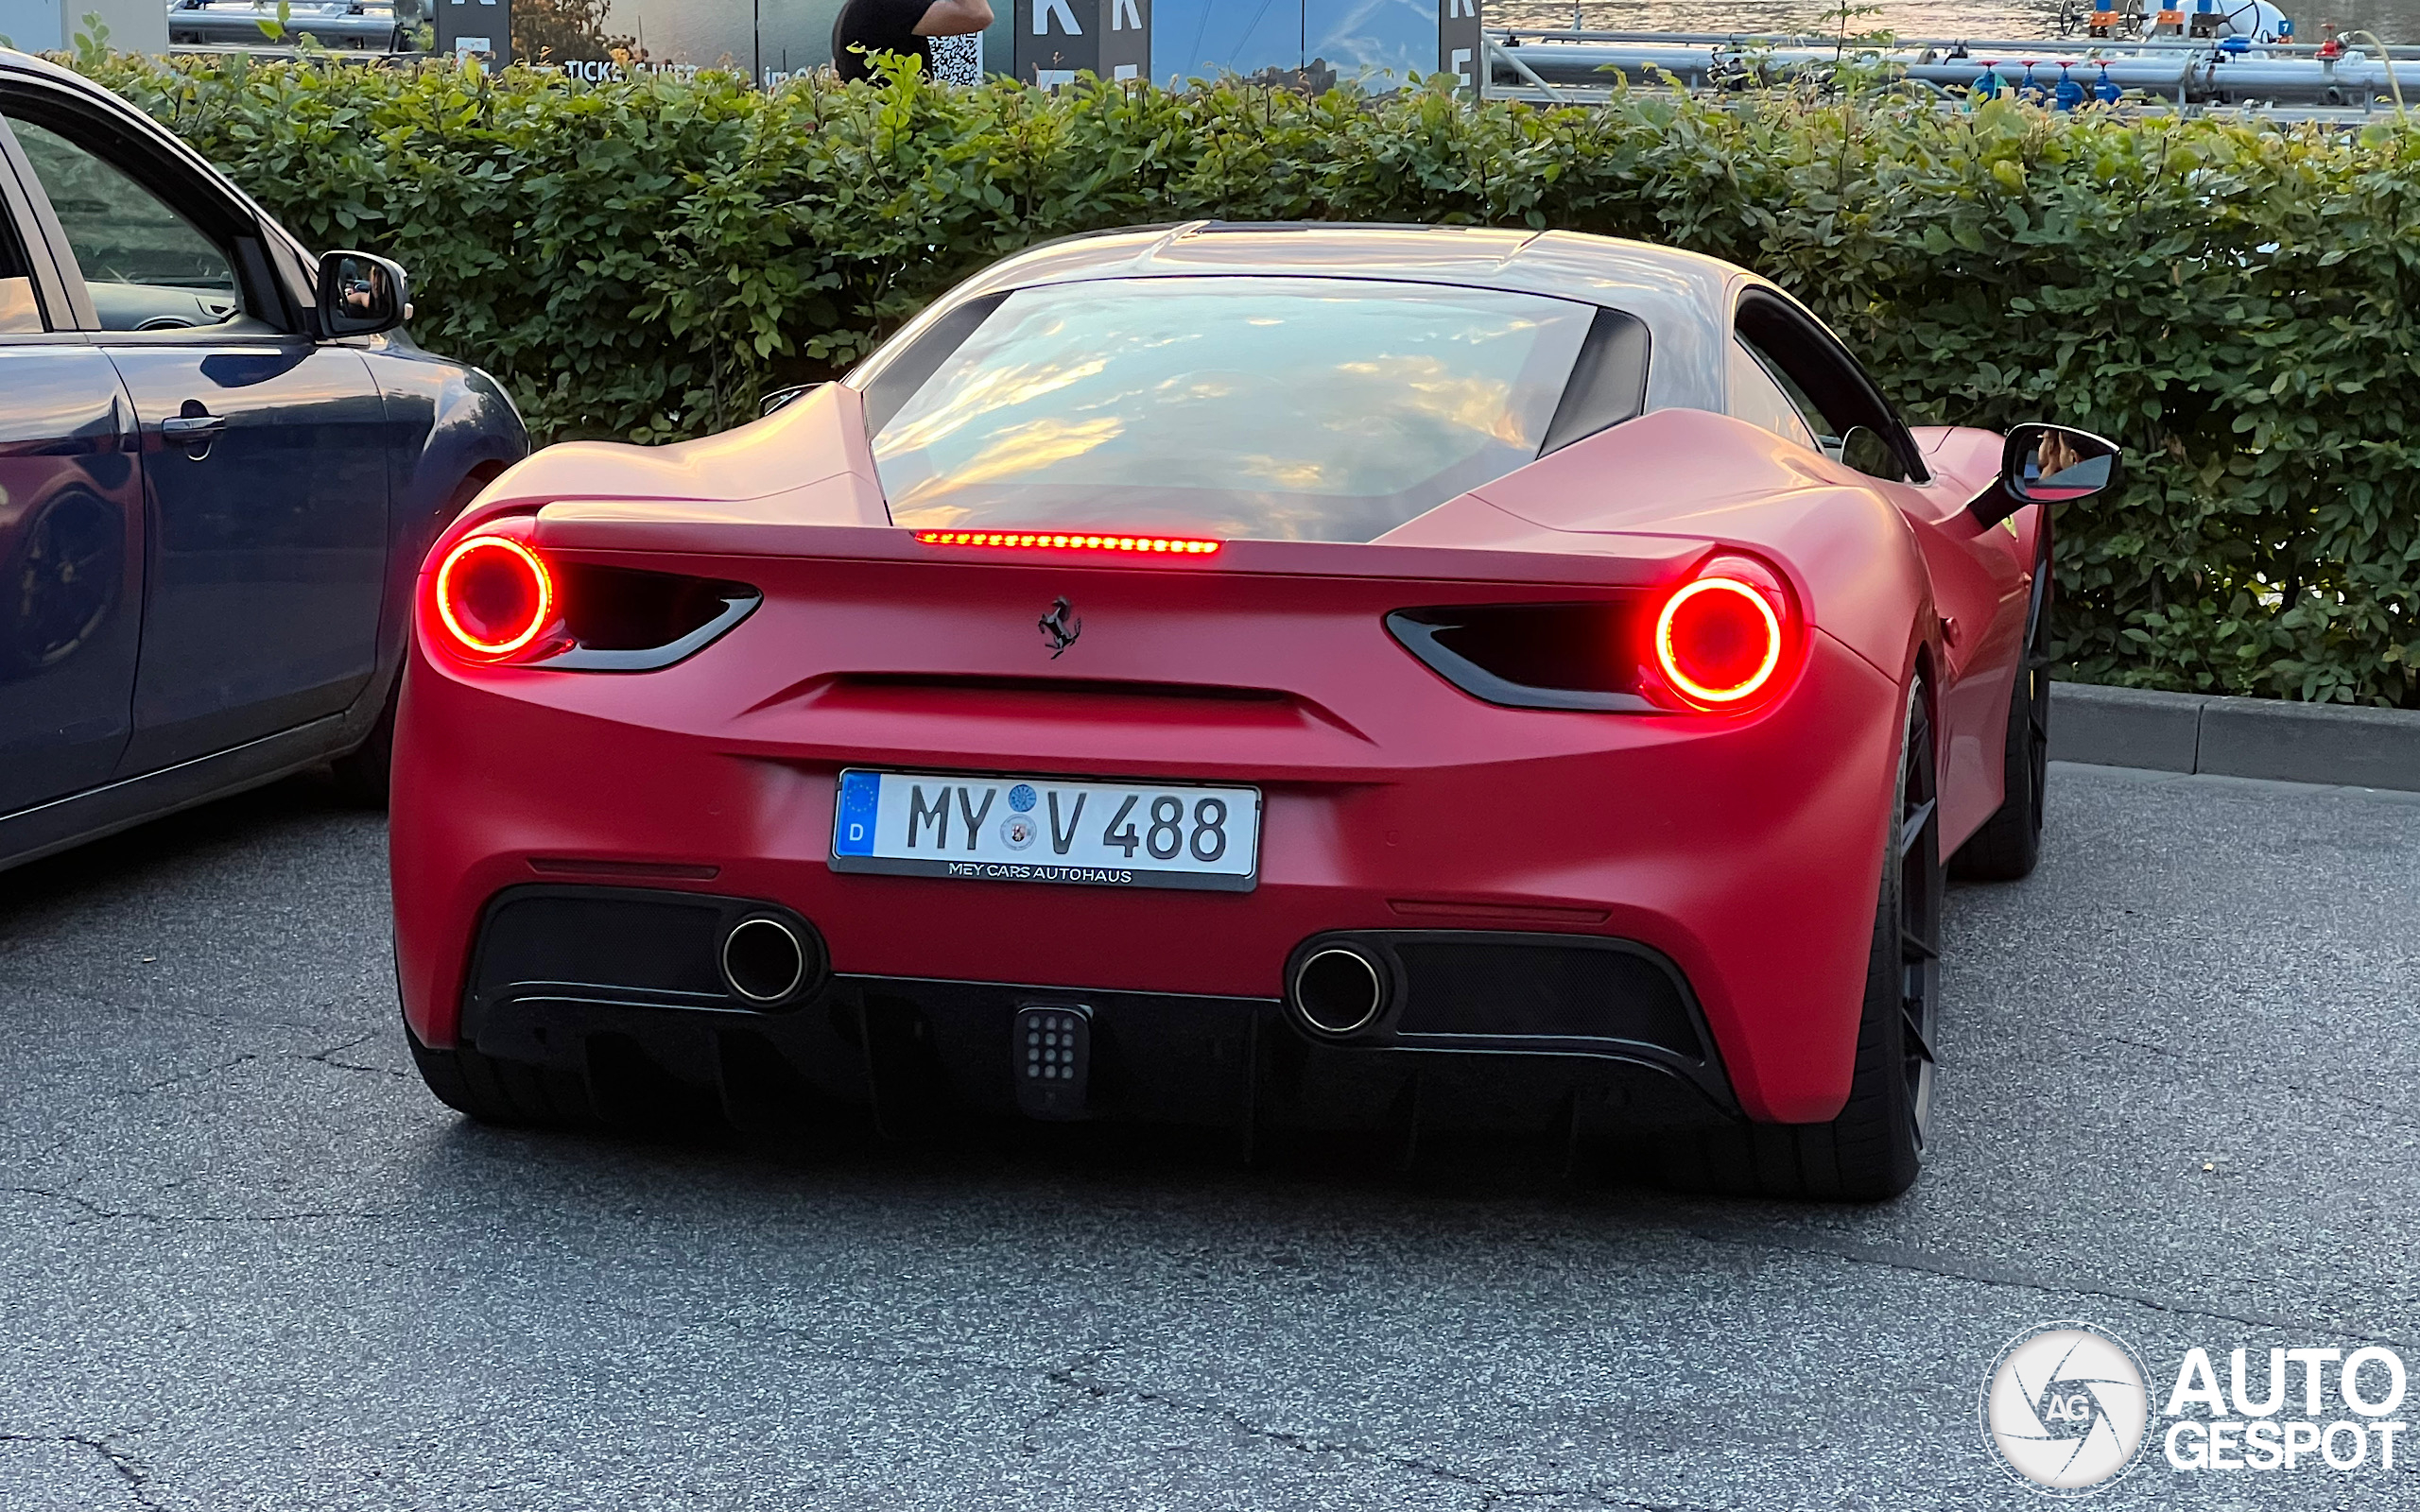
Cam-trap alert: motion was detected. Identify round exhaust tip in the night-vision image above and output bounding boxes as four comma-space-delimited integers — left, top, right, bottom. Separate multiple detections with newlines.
721, 915, 809, 1006
1291, 946, 1388, 1038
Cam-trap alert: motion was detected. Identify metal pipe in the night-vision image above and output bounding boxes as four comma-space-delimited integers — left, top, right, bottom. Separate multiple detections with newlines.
1492, 38, 2416, 103
166, 0, 405, 49
1485, 26, 2420, 60
2341, 30, 2410, 121
1489, 39, 1567, 96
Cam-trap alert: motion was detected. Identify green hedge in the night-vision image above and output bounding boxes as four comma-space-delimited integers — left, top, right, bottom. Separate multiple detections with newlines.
71, 52, 2420, 705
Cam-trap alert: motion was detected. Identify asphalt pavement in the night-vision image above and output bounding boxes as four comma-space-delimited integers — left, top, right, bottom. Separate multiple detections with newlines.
3, 762, 2418, 1511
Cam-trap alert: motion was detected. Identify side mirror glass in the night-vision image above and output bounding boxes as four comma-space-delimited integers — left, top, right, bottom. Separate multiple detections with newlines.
319, 250, 408, 338
2000, 422, 2120, 507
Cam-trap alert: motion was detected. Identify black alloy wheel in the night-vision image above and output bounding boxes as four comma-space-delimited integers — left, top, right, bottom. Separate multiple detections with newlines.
1652, 680, 1942, 1200
1897, 684, 1943, 1158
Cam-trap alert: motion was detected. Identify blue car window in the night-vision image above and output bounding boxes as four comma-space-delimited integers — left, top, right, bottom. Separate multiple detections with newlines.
9, 116, 243, 333
867, 276, 1598, 544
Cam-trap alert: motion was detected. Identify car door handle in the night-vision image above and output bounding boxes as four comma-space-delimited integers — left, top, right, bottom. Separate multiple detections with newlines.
160, 415, 227, 439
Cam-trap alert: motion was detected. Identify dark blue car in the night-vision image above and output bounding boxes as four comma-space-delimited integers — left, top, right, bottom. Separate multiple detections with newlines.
0, 50, 527, 869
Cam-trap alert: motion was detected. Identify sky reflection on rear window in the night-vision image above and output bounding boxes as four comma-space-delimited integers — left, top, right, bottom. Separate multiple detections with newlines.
872, 277, 1594, 543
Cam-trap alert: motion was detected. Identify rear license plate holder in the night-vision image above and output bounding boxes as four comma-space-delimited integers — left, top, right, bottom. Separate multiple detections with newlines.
829, 768, 1262, 892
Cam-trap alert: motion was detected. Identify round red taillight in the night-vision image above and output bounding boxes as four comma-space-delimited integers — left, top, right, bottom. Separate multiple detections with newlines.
1655, 576, 1784, 706
433, 534, 553, 659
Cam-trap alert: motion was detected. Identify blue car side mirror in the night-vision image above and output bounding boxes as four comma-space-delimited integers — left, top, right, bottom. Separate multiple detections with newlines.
319, 250, 409, 339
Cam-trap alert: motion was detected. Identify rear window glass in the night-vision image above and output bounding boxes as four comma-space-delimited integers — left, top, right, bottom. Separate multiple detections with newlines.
863, 276, 1598, 543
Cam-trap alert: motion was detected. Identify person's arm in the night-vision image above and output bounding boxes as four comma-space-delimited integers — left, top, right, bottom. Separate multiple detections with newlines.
913, 0, 994, 36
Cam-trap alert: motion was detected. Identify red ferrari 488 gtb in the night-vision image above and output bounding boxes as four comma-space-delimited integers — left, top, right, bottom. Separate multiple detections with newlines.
390, 224, 2118, 1198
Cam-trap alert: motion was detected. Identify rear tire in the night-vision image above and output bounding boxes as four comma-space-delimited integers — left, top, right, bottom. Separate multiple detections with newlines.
407, 1022, 593, 1127
1654, 680, 1942, 1201
1949, 541, 2051, 882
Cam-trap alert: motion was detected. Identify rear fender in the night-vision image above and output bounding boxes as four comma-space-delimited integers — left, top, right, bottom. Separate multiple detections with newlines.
1448, 407, 1933, 686
452, 383, 886, 546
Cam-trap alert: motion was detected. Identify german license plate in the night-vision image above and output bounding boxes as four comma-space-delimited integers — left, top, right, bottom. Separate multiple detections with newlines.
829, 769, 1262, 891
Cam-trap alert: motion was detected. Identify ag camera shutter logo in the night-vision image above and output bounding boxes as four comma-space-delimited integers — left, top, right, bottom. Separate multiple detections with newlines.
1981, 1322, 2152, 1495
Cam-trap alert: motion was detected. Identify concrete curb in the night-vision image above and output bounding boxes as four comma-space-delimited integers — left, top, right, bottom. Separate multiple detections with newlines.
2049, 682, 2420, 792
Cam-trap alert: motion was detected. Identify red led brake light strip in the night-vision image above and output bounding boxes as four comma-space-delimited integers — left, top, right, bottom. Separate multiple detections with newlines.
913, 530, 1220, 556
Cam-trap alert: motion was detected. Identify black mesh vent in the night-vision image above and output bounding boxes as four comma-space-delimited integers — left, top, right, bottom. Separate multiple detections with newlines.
1385, 601, 1659, 713
1393, 940, 1698, 1057
475, 892, 731, 998
1421, 602, 1645, 695
560, 564, 751, 651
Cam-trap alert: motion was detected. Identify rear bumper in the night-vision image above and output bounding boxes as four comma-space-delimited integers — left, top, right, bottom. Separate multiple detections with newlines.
393, 601, 1905, 1123
454, 885, 1739, 1135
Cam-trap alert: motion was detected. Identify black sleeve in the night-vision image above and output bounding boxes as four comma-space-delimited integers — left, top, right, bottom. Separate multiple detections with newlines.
834, 0, 941, 80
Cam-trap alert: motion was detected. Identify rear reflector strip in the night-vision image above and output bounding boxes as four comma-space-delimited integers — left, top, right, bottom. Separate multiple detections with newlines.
526, 857, 722, 881
912, 530, 1220, 556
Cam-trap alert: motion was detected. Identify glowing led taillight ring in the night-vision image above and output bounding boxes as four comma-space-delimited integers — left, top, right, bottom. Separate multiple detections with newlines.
434, 533, 554, 659
1655, 576, 1785, 705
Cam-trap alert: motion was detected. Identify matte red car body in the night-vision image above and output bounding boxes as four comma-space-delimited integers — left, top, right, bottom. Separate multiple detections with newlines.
391, 365, 2036, 1124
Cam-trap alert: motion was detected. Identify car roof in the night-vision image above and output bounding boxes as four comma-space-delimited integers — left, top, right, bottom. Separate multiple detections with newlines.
0, 46, 317, 266
960, 221, 1738, 300
0, 46, 91, 87
895, 222, 1774, 416
0, 45, 162, 128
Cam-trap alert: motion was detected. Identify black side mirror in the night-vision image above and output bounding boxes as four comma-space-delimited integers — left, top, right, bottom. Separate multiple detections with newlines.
318, 250, 408, 338
1983, 422, 2120, 524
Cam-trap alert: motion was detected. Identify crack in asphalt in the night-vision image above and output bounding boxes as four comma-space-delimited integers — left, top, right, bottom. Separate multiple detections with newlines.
1491, 1500, 1718, 1512
2093, 1030, 2420, 1130
1036, 1359, 1734, 1512
7, 1319, 1724, 1512
0, 969, 356, 1039
140, 1053, 259, 1095
716, 1325, 1722, 1510
1008, 1346, 1104, 1442
0, 1185, 396, 1227
0, 1431, 163, 1508
1677, 1221, 2418, 1349
299, 1030, 411, 1081
0, 972, 340, 1044
15, 1130, 81, 1169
